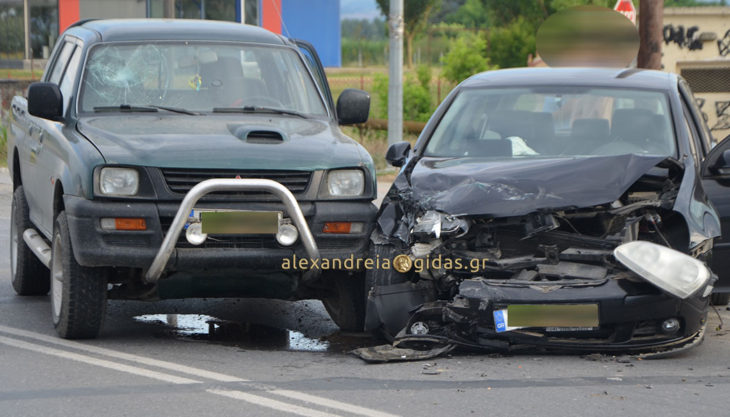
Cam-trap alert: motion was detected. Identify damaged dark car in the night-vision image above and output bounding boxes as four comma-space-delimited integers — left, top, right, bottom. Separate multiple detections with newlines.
362, 68, 730, 359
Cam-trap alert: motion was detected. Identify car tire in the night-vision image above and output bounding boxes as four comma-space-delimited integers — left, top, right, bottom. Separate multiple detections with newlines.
50, 211, 108, 339
322, 271, 366, 332
711, 293, 730, 306
10, 186, 49, 295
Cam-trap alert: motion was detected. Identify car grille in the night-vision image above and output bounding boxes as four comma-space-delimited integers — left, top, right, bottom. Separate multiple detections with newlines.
160, 168, 312, 196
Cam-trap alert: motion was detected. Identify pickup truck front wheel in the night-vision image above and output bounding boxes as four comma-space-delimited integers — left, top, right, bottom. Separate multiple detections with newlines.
10, 186, 49, 295
50, 211, 108, 339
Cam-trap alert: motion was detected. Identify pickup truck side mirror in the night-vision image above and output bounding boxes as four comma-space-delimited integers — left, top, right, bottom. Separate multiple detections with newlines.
337, 89, 370, 125
28, 82, 63, 121
386, 141, 411, 167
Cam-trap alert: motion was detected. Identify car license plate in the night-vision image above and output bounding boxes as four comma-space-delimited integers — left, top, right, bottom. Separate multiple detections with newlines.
494, 304, 598, 332
199, 210, 280, 235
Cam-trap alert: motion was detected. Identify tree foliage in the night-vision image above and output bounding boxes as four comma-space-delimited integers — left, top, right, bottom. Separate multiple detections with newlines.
441, 32, 494, 83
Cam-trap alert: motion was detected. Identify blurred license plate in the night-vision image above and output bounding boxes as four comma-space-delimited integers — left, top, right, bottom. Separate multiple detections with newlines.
200, 211, 280, 235
506, 304, 599, 328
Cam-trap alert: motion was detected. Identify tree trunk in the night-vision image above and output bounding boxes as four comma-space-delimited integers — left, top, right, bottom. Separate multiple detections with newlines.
637, 0, 663, 70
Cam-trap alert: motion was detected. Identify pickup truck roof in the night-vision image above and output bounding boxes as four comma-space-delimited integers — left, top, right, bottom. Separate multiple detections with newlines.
75, 18, 287, 45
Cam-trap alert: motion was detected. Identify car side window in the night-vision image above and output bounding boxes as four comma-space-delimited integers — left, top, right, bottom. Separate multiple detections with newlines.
681, 102, 702, 166
59, 46, 83, 115
295, 41, 334, 111
47, 41, 76, 85
679, 81, 713, 154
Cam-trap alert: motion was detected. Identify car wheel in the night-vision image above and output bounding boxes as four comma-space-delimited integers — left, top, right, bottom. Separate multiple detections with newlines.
711, 293, 730, 306
50, 211, 108, 339
322, 271, 365, 332
10, 186, 49, 295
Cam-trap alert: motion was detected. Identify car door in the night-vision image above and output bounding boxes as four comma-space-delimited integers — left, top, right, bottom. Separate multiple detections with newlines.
22, 39, 76, 235
29, 37, 85, 236
684, 80, 730, 296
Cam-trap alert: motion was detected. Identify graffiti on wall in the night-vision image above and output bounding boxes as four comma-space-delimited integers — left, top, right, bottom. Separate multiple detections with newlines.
664, 25, 703, 50
714, 100, 730, 131
719, 30, 730, 57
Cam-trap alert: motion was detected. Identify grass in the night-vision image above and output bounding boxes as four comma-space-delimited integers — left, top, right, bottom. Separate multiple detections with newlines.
0, 68, 41, 81
0, 121, 8, 167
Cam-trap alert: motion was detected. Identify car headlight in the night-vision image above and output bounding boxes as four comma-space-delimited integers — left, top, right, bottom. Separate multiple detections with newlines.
614, 241, 711, 299
99, 167, 139, 196
327, 169, 364, 197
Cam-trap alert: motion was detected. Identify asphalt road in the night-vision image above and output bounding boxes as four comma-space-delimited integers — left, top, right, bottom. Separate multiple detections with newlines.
1, 172, 730, 417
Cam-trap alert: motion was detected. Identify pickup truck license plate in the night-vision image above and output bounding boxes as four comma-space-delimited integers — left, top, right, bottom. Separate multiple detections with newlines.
199, 210, 280, 235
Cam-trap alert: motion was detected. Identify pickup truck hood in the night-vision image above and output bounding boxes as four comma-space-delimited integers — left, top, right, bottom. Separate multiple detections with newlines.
77, 115, 367, 170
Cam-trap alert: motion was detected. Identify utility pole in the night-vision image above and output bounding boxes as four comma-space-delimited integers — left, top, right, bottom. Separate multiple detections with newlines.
637, 0, 663, 69
387, 0, 404, 146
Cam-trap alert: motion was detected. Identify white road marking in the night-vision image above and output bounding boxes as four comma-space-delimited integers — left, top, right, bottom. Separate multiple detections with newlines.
271, 390, 400, 417
208, 389, 341, 417
0, 324, 244, 382
0, 335, 201, 385
0, 324, 400, 417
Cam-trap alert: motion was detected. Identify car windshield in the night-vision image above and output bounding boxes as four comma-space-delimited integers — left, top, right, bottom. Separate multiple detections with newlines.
78, 42, 327, 116
424, 87, 676, 159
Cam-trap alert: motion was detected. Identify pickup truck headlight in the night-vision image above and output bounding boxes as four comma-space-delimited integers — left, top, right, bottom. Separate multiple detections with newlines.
327, 169, 364, 197
99, 167, 139, 196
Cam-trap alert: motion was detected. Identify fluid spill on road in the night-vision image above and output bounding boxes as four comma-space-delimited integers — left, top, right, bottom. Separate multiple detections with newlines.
133, 314, 376, 353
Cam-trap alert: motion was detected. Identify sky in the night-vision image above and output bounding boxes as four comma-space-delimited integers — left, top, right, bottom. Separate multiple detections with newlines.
340, 0, 381, 20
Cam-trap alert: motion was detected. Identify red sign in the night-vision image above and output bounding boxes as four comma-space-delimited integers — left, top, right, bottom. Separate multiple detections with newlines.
614, 0, 636, 25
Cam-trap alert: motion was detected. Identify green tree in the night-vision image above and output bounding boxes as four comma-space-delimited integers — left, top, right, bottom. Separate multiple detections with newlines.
441, 32, 494, 83
487, 16, 536, 68
375, 0, 439, 67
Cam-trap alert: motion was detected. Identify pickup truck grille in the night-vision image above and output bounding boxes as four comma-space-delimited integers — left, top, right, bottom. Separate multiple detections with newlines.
161, 168, 312, 195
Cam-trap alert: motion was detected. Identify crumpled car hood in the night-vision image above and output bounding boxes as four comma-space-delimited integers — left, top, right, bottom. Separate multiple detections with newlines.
407, 154, 669, 217
77, 115, 368, 170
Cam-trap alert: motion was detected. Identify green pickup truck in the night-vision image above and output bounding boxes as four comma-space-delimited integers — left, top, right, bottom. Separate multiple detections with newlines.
8, 19, 376, 339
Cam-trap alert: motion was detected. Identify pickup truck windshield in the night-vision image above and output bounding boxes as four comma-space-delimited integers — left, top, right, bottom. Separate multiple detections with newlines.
424, 87, 677, 159
79, 42, 327, 116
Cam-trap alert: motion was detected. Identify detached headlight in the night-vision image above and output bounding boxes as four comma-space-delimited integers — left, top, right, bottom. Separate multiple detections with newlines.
327, 169, 364, 197
614, 241, 711, 299
99, 167, 139, 196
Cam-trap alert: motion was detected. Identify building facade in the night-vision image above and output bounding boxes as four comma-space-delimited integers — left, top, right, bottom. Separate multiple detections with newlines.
0, 0, 340, 67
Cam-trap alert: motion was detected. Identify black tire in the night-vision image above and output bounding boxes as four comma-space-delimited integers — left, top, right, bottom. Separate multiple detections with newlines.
322, 271, 366, 332
50, 211, 108, 339
10, 186, 49, 295
711, 293, 730, 306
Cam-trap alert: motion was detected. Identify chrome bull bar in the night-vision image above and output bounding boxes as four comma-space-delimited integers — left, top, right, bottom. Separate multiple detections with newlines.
144, 178, 319, 284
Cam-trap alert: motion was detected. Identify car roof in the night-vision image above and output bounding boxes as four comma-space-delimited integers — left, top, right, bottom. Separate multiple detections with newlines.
461, 67, 677, 91
77, 19, 287, 45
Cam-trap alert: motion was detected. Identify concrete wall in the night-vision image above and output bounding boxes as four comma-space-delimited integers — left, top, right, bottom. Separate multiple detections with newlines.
663, 7, 730, 142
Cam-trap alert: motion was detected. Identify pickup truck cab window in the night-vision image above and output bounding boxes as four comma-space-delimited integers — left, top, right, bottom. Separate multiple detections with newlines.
47, 41, 76, 85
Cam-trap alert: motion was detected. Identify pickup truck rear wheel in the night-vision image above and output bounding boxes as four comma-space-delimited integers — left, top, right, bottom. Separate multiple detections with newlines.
50, 211, 108, 339
322, 271, 365, 332
10, 186, 49, 295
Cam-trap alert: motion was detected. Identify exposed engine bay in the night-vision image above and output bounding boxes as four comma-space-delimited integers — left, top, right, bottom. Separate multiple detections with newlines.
356, 156, 716, 362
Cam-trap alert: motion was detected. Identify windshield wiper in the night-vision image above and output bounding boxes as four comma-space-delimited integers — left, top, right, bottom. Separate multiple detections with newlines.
93, 105, 158, 113
212, 106, 308, 119
146, 105, 200, 115
93, 104, 199, 115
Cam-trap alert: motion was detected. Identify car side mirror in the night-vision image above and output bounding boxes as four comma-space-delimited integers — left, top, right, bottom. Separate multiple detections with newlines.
713, 149, 730, 175
386, 141, 411, 167
28, 82, 63, 121
336, 89, 370, 125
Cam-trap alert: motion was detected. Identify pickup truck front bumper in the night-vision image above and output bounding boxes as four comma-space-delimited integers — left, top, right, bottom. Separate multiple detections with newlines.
63, 179, 376, 277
